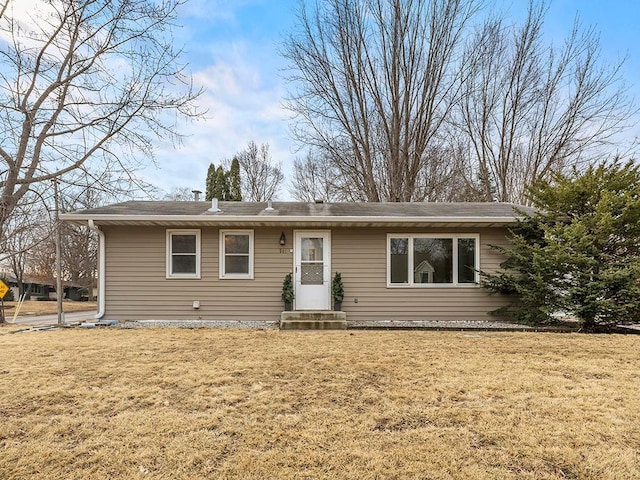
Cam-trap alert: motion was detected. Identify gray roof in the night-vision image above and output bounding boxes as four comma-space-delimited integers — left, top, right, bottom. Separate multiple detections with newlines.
61, 201, 533, 227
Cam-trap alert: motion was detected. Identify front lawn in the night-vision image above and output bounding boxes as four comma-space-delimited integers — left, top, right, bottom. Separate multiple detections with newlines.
0, 329, 638, 479
2, 300, 97, 317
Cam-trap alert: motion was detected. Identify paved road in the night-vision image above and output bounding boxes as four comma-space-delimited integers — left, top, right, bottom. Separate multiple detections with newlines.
10, 310, 98, 326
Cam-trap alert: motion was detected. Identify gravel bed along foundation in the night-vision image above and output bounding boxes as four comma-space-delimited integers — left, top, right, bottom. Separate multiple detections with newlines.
117, 319, 534, 330
347, 319, 533, 330
121, 319, 279, 329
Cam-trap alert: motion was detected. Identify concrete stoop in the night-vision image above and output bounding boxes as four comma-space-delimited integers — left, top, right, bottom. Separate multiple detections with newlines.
280, 311, 347, 330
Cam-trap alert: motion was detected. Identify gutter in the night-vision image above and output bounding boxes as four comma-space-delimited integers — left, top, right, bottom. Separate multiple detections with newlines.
61, 214, 522, 225
87, 219, 105, 320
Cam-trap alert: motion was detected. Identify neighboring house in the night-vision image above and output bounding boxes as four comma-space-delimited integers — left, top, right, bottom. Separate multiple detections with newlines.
1, 272, 52, 300
61, 200, 531, 324
0, 272, 92, 302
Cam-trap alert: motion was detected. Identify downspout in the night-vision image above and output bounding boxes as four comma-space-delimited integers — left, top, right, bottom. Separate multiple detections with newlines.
88, 219, 106, 319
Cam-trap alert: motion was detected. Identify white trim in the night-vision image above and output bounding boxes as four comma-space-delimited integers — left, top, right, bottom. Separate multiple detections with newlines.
386, 233, 480, 288
219, 229, 254, 279
166, 229, 201, 279
61, 213, 521, 225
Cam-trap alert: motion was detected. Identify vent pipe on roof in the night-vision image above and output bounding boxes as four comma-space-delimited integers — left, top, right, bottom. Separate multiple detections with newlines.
265, 199, 274, 211
208, 198, 221, 212
192, 190, 202, 202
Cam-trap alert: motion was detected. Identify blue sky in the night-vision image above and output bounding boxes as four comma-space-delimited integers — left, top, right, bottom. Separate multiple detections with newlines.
147, 0, 640, 198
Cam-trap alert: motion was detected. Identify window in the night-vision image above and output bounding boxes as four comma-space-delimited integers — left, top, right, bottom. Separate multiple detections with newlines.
166, 230, 201, 279
220, 230, 254, 279
387, 234, 478, 286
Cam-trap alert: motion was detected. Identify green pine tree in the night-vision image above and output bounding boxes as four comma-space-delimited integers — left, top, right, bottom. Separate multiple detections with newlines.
228, 156, 242, 201
205, 163, 216, 201
482, 161, 640, 332
213, 166, 230, 200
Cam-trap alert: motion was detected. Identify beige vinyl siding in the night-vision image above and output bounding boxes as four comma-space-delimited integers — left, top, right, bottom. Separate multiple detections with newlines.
102, 225, 511, 322
103, 226, 294, 321
332, 227, 511, 323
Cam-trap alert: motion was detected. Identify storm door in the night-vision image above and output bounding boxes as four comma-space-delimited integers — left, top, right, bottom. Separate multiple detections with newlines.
294, 231, 331, 310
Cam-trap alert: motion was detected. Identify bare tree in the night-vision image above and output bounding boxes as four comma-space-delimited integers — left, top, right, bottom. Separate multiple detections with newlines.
2, 168, 139, 300
236, 141, 284, 201
290, 150, 351, 202
163, 187, 197, 201
0, 0, 202, 246
25, 228, 56, 287
414, 144, 484, 202
283, 0, 480, 202
22, 179, 110, 292
58, 188, 98, 288
453, 2, 635, 203
3, 197, 50, 296
284, 0, 636, 204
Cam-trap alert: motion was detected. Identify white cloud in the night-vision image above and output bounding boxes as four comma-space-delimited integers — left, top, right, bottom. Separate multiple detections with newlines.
145, 39, 296, 198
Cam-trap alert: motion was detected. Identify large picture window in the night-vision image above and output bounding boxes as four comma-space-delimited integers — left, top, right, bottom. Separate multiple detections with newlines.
220, 230, 254, 279
166, 230, 201, 279
388, 234, 478, 286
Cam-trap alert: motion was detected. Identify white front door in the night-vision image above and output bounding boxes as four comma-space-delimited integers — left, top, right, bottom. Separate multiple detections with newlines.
294, 231, 331, 310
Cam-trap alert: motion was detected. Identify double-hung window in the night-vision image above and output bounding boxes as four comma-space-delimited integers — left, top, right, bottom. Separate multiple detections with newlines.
388, 234, 478, 286
220, 230, 254, 279
166, 230, 201, 279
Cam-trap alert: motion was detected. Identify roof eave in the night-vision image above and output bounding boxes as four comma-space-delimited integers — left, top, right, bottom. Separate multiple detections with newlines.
60, 213, 521, 226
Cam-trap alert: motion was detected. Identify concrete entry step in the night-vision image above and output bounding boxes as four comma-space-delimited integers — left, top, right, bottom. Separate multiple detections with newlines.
280, 311, 347, 330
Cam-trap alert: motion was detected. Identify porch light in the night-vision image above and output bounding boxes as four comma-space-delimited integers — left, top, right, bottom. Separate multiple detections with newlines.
279, 232, 286, 246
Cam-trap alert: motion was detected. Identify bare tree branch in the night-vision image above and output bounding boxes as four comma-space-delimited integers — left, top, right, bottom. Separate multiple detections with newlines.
452, 2, 636, 203
0, 0, 203, 245
289, 150, 353, 202
236, 141, 284, 202
283, 0, 480, 201
284, 0, 636, 204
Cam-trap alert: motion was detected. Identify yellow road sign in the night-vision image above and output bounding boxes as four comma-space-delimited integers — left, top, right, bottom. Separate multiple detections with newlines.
0, 280, 9, 299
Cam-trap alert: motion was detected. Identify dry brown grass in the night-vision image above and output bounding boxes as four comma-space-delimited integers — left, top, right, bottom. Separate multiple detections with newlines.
0, 329, 638, 480
3, 300, 97, 317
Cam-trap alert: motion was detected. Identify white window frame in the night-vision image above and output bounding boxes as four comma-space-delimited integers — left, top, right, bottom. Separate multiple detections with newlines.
386, 233, 480, 287
219, 229, 254, 279
166, 229, 201, 279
